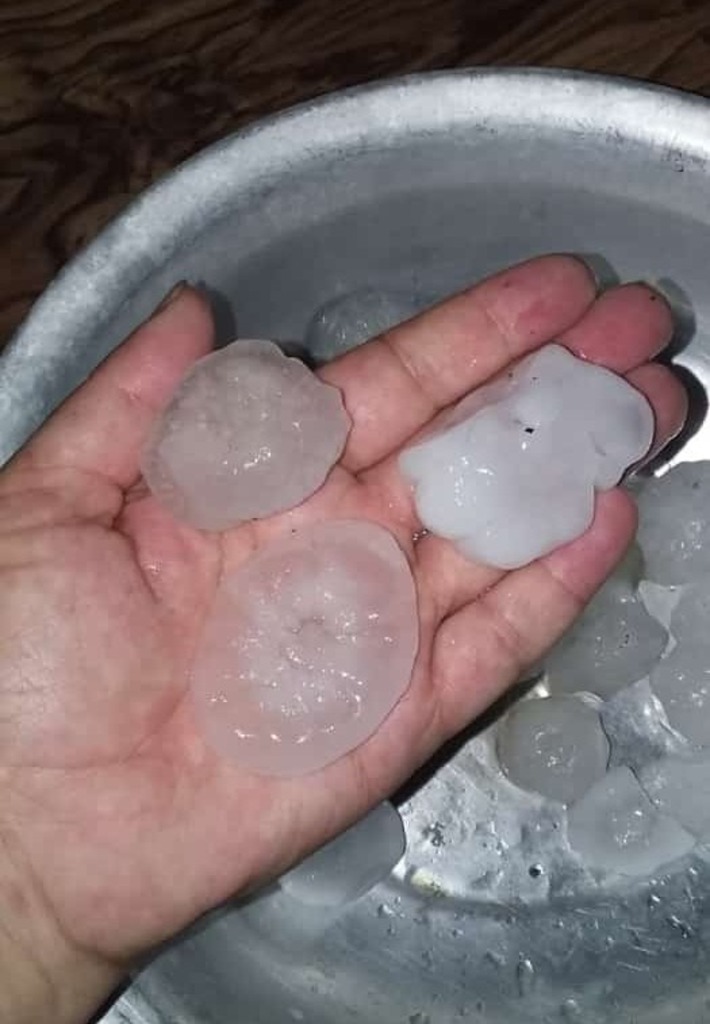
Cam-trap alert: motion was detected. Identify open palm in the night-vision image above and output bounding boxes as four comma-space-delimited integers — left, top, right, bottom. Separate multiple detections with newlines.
0, 256, 684, 967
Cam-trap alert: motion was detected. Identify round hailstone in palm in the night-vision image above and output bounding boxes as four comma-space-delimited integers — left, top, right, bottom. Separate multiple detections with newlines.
305, 288, 421, 363
496, 696, 610, 804
142, 339, 351, 530
567, 766, 695, 876
190, 520, 419, 777
544, 549, 668, 699
638, 757, 710, 839
280, 802, 406, 908
636, 461, 710, 585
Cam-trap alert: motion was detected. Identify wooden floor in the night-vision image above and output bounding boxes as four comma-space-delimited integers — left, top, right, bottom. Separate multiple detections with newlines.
2, 0, 710, 342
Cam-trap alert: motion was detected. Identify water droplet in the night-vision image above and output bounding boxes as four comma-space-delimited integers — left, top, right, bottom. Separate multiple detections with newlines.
516, 957, 535, 997
648, 892, 661, 908
377, 902, 395, 918
560, 998, 582, 1020
528, 863, 544, 879
667, 914, 694, 938
485, 950, 505, 968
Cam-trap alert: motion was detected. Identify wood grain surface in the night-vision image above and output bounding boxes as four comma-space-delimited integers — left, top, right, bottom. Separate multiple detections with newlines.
2, 0, 710, 343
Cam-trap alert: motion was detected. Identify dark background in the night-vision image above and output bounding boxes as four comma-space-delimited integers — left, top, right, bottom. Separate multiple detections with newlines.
2, 0, 709, 343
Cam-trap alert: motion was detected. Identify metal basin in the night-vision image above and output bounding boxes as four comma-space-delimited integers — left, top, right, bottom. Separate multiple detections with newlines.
3, 69, 710, 1023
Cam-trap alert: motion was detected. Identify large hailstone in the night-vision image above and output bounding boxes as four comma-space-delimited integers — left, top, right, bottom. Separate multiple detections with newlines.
544, 546, 668, 699
638, 757, 710, 839
280, 802, 406, 907
399, 344, 654, 570
190, 520, 419, 776
636, 461, 710, 585
600, 679, 689, 773
496, 695, 609, 805
567, 766, 694, 876
142, 340, 351, 530
651, 583, 710, 747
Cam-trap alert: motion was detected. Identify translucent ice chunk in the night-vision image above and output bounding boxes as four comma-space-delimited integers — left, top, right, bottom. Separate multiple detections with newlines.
399, 344, 653, 570
651, 649, 710, 748
666, 580, 710, 647
649, 584, 710, 746
638, 757, 710, 838
636, 461, 710, 585
142, 339, 350, 530
545, 551, 668, 699
190, 521, 419, 776
305, 288, 421, 363
567, 766, 694, 875
600, 679, 689, 773
280, 802, 406, 907
236, 885, 342, 948
496, 696, 609, 804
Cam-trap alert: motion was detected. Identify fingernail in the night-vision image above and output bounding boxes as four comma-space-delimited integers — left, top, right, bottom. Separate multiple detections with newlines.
566, 252, 620, 292
154, 281, 188, 315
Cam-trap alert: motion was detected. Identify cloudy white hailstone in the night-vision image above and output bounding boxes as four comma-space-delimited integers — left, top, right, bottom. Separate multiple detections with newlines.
280, 802, 406, 908
544, 546, 668, 699
305, 288, 421, 363
638, 757, 710, 839
567, 766, 695, 876
636, 461, 710, 585
141, 339, 351, 530
399, 344, 653, 570
496, 696, 609, 805
190, 521, 418, 776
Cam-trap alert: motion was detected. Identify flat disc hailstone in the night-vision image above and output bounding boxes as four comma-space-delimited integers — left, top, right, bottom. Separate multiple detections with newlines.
636, 461, 710, 585
650, 583, 710, 747
544, 549, 668, 699
496, 695, 609, 804
191, 520, 419, 776
399, 344, 653, 569
280, 802, 406, 907
142, 339, 351, 530
567, 766, 694, 876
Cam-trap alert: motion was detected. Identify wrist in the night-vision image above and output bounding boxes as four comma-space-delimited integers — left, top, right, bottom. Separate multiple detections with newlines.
0, 827, 123, 1024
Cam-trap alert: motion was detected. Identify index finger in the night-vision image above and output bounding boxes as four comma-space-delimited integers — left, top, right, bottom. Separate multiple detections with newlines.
319, 254, 597, 473
7, 286, 214, 492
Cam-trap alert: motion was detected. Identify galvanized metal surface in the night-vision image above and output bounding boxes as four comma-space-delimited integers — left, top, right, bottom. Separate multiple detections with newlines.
3, 69, 710, 1023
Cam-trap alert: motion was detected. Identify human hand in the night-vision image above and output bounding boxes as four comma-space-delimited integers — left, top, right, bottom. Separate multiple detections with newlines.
0, 256, 685, 1022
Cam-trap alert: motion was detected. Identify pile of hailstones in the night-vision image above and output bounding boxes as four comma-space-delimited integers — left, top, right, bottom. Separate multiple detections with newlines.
496, 461, 710, 878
